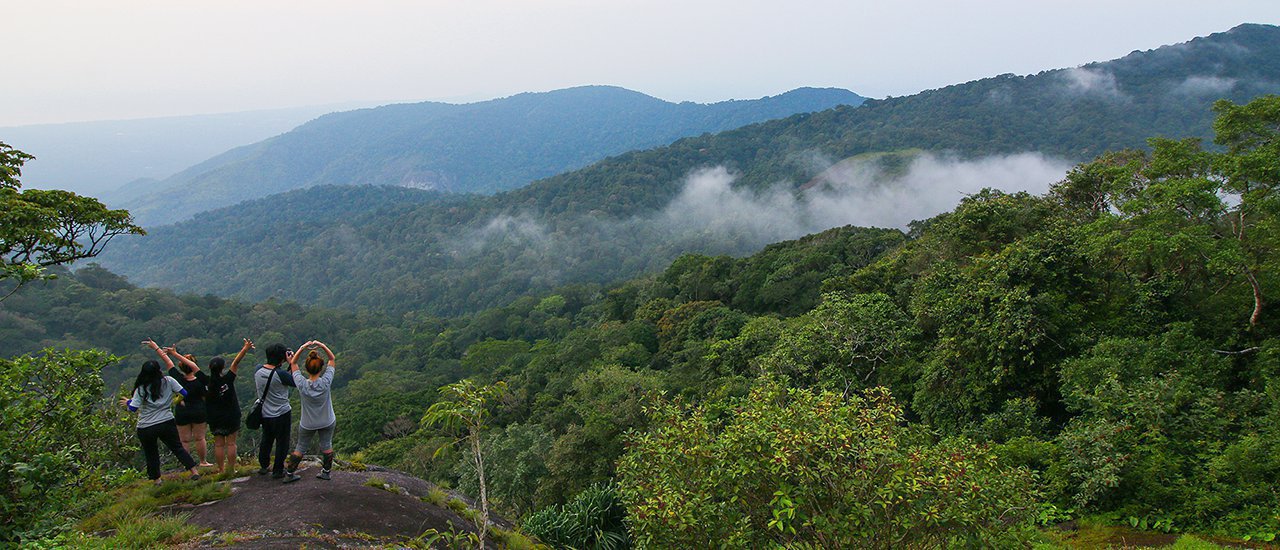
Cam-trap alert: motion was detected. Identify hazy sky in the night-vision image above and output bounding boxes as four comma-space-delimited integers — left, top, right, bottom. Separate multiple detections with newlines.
4, 1, 1278, 126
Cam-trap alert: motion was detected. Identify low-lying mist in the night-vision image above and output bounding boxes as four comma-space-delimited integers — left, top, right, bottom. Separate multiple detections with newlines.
463, 152, 1071, 263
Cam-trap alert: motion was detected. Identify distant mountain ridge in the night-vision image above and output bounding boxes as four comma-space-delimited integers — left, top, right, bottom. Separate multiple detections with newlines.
98, 24, 1280, 315
0, 103, 377, 197
117, 86, 865, 225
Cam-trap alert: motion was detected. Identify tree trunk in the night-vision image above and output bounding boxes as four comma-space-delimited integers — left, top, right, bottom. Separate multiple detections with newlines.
472, 429, 489, 549
1247, 271, 1264, 326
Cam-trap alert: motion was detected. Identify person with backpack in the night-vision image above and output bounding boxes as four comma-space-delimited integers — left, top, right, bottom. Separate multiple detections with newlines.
122, 339, 201, 483
255, 343, 297, 479
283, 340, 338, 483
205, 338, 255, 474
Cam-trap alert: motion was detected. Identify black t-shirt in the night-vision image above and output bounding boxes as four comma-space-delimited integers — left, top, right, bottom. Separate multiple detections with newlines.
168, 368, 209, 414
207, 370, 240, 413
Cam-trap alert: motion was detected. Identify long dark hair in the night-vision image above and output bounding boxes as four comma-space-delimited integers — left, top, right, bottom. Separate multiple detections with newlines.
208, 357, 226, 397
133, 360, 164, 401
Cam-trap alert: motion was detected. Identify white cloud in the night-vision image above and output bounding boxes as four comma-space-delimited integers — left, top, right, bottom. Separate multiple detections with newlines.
1061, 67, 1126, 100
1173, 75, 1237, 96
461, 152, 1075, 281
662, 152, 1072, 239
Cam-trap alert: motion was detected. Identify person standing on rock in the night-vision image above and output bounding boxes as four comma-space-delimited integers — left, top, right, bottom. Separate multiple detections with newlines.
206, 338, 255, 474
256, 343, 297, 479
165, 348, 213, 468
123, 340, 202, 483
283, 340, 338, 483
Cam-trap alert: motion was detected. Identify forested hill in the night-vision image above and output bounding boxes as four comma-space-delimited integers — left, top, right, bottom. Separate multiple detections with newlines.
115, 86, 865, 225
501, 23, 1280, 218
98, 23, 1280, 315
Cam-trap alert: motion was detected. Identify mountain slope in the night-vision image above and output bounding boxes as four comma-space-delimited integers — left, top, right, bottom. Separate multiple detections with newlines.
98, 24, 1280, 315
0, 104, 372, 197
120, 86, 865, 225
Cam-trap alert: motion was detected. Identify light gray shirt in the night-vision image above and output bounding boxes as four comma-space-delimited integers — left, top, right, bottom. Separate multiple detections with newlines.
255, 365, 295, 419
129, 376, 185, 429
292, 366, 336, 430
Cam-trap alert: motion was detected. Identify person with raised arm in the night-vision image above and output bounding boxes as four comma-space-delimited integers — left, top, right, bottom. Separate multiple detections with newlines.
123, 339, 201, 483
165, 346, 213, 467
206, 338, 255, 474
282, 340, 337, 483
255, 343, 297, 479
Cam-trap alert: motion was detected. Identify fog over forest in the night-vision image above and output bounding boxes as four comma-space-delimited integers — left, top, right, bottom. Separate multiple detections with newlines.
464, 152, 1072, 261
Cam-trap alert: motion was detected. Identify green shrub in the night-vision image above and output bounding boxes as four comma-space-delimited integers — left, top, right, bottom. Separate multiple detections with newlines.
617, 380, 1039, 549
0, 349, 136, 543
523, 483, 629, 549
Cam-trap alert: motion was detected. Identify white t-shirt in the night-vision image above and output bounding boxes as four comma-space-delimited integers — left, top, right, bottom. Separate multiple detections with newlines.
129, 376, 186, 429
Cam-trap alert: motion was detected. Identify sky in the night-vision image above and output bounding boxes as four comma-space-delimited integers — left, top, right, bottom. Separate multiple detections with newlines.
3, 1, 1279, 126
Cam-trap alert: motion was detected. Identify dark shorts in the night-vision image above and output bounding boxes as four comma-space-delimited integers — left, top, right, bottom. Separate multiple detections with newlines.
174, 408, 208, 426
207, 409, 241, 436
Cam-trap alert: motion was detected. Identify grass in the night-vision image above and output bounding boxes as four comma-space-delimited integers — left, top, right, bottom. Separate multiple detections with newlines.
1036, 519, 1253, 549
58, 512, 204, 549
74, 470, 232, 547
489, 526, 541, 550
423, 486, 450, 507
446, 497, 472, 516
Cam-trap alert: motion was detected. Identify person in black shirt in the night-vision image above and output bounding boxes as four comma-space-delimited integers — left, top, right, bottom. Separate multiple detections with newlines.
166, 347, 214, 467
207, 338, 255, 474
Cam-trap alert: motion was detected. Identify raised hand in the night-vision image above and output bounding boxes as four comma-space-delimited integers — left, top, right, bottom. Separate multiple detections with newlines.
242, 338, 255, 351
141, 339, 160, 351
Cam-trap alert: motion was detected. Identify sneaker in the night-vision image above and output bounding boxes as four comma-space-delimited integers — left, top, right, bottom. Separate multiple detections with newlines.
282, 473, 302, 484
271, 472, 285, 479
316, 470, 331, 480
257, 467, 269, 476
190, 473, 201, 481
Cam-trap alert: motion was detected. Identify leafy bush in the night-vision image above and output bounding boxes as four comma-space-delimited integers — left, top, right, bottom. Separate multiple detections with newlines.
523, 483, 629, 550
616, 380, 1038, 548
0, 349, 135, 543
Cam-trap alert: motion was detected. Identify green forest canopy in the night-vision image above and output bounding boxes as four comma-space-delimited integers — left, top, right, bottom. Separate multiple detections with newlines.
4, 95, 1280, 545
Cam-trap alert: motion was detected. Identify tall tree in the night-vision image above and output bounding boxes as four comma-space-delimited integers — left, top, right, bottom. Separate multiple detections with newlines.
1212, 96, 1280, 326
0, 142, 144, 297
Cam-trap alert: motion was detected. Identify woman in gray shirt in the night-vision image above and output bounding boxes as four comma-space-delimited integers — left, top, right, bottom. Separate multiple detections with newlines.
122, 339, 201, 483
283, 340, 337, 482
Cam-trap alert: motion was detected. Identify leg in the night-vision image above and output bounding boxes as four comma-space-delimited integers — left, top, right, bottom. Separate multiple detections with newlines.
287, 426, 315, 476
213, 435, 226, 473
137, 426, 162, 480
194, 423, 212, 465
317, 424, 335, 480
227, 431, 239, 472
157, 420, 199, 476
286, 451, 303, 474
258, 420, 274, 473
271, 411, 292, 476
177, 423, 194, 453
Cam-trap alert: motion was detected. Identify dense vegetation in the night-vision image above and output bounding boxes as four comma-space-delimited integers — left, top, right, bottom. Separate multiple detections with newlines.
11, 91, 1280, 545
119, 86, 864, 225
5, 27, 1280, 548
99, 24, 1280, 318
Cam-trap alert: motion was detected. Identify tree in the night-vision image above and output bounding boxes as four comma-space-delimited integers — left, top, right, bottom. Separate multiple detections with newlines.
0, 142, 144, 297
451, 422, 553, 517
616, 380, 1038, 548
422, 379, 508, 548
0, 349, 135, 542
1058, 96, 1280, 327
1212, 96, 1280, 326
